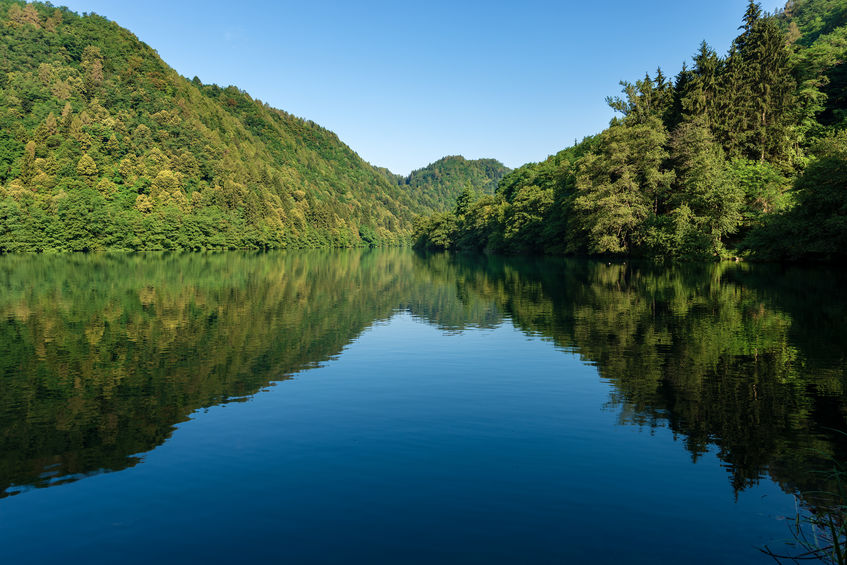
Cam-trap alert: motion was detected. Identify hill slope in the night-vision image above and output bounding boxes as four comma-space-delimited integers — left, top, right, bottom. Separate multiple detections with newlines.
391, 156, 510, 211
414, 0, 847, 261
0, 1, 463, 251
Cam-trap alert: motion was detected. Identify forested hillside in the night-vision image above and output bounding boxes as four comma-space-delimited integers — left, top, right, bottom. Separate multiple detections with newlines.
414, 0, 847, 261
389, 156, 510, 211
0, 1, 482, 251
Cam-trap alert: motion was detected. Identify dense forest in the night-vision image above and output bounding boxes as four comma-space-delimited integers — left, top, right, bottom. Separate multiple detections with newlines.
382, 156, 510, 211
0, 1, 505, 252
414, 0, 847, 261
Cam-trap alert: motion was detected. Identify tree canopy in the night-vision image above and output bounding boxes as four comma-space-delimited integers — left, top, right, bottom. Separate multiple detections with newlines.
0, 1, 505, 251
414, 0, 847, 262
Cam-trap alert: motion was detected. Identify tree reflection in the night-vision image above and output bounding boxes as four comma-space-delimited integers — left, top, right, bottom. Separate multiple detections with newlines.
1, 249, 845, 507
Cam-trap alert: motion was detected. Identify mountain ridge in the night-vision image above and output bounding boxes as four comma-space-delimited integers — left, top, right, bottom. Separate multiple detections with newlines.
0, 0, 505, 251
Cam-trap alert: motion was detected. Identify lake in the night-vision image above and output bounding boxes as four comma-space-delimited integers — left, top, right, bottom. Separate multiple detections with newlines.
1, 249, 845, 563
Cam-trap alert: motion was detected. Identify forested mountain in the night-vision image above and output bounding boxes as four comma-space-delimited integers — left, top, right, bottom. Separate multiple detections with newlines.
414, 0, 847, 261
389, 156, 510, 211
0, 1, 482, 251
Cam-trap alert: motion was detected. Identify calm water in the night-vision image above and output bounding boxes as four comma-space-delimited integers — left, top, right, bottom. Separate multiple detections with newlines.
1, 249, 846, 563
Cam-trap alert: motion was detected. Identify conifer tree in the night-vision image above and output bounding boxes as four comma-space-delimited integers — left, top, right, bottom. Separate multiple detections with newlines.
684, 42, 721, 127
667, 62, 694, 130
726, 2, 797, 164
747, 18, 797, 164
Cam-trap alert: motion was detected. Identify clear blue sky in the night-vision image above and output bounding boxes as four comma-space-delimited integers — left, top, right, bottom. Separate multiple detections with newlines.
58, 0, 786, 174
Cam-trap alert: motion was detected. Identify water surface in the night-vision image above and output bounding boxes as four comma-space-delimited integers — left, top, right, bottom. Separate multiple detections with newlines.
1, 250, 845, 563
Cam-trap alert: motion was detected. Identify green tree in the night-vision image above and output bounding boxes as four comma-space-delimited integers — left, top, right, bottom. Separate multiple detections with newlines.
503, 185, 553, 252
454, 183, 477, 218
19, 141, 36, 186
76, 153, 98, 184
750, 132, 847, 260
726, 2, 797, 165
682, 42, 722, 127
573, 117, 674, 255
664, 117, 743, 257
412, 212, 457, 250
81, 45, 104, 100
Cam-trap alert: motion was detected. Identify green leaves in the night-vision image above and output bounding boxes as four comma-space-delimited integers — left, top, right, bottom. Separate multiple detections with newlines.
573, 117, 673, 255
0, 0, 466, 252
412, 1, 845, 263
752, 131, 847, 260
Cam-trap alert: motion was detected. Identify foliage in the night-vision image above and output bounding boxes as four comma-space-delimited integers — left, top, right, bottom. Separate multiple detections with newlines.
413, 0, 847, 262
0, 0, 477, 251
391, 156, 510, 212
572, 116, 673, 255
748, 131, 847, 260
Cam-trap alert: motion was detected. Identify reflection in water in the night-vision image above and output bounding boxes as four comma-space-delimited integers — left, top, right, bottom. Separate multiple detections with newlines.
413, 254, 847, 501
0, 250, 427, 495
1, 249, 846, 513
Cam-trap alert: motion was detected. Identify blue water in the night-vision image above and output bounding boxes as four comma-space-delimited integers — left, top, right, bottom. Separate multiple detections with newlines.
0, 250, 842, 563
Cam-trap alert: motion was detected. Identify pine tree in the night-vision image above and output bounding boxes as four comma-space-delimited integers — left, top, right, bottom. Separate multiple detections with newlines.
81, 46, 104, 100
747, 17, 796, 164
606, 70, 675, 131
684, 42, 722, 127
718, 3, 796, 165
454, 183, 476, 218
738, 1, 763, 49
667, 62, 695, 130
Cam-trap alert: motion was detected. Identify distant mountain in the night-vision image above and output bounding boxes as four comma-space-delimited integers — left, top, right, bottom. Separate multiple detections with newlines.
392, 156, 510, 212
0, 1, 481, 251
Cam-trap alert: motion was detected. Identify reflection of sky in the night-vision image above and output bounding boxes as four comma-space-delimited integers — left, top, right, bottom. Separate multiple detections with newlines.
58, 0, 785, 174
0, 312, 794, 564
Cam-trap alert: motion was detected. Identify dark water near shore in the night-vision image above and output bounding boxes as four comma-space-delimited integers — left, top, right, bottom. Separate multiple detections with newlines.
1, 249, 846, 563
